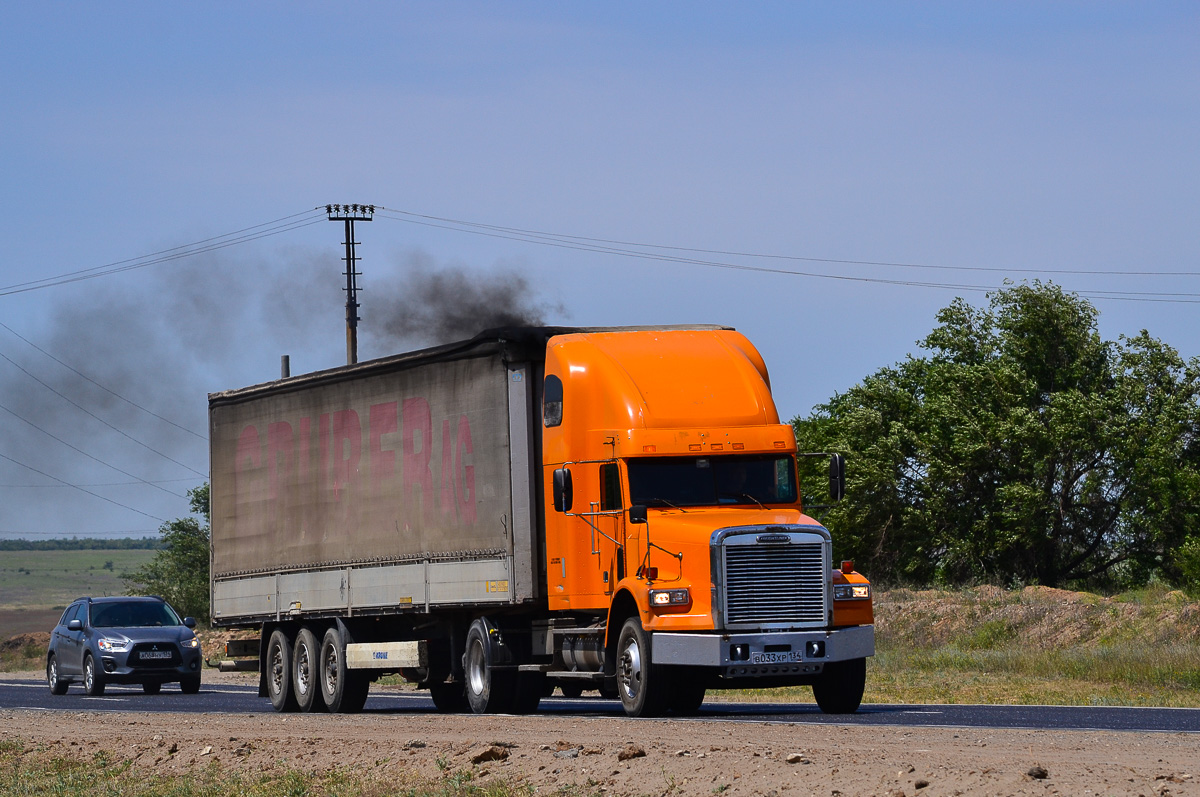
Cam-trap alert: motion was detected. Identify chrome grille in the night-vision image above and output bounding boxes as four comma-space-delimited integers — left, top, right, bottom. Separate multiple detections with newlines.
723, 542, 826, 626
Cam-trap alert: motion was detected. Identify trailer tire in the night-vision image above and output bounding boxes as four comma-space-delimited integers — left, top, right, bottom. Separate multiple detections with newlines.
266, 629, 298, 712
812, 657, 866, 714
429, 682, 469, 712
616, 617, 666, 717
463, 618, 515, 714
293, 627, 327, 713
320, 627, 369, 713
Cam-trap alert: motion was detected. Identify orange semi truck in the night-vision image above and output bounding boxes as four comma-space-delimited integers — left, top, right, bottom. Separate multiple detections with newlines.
208, 325, 874, 717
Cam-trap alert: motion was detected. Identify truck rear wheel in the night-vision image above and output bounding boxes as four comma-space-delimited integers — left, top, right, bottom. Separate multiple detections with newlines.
464, 618, 515, 714
812, 657, 866, 714
293, 627, 327, 713
616, 617, 666, 717
320, 627, 369, 713
266, 629, 298, 712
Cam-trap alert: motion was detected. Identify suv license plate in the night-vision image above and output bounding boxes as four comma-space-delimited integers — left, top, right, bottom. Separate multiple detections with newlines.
140, 651, 172, 660
750, 651, 803, 664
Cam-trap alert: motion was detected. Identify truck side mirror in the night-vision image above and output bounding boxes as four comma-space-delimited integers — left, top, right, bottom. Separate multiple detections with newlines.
628, 504, 647, 524
829, 453, 846, 502
553, 467, 573, 513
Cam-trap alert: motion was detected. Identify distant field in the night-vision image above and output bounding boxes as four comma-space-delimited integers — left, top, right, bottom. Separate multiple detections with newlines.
0, 549, 156, 609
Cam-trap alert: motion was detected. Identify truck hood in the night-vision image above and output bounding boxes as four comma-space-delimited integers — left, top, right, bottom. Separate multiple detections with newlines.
643, 506, 824, 544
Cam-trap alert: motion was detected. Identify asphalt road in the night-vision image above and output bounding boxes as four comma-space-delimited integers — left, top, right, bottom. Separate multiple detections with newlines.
1, 676, 1197, 734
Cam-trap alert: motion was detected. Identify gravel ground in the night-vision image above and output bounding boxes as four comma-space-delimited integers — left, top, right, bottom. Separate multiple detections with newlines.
2, 671, 1197, 796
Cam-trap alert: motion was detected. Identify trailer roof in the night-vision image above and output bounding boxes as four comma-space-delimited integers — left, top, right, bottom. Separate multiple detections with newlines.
208, 324, 733, 406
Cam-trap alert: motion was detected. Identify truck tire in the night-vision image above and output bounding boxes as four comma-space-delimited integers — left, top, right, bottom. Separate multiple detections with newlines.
266, 629, 298, 712
812, 657, 866, 714
320, 627, 369, 713
429, 682, 469, 712
83, 653, 105, 696
293, 627, 327, 713
615, 617, 666, 717
559, 683, 585, 699
463, 618, 516, 714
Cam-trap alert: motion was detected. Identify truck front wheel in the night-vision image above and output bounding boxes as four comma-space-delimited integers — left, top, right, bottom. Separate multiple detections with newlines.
812, 657, 866, 714
616, 617, 666, 717
464, 618, 515, 714
266, 629, 298, 712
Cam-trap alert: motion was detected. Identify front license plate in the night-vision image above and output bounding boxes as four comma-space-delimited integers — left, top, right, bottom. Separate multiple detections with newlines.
750, 651, 803, 664
139, 651, 172, 660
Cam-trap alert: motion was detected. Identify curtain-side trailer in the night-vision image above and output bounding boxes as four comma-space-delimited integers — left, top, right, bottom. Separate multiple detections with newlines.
209, 326, 874, 716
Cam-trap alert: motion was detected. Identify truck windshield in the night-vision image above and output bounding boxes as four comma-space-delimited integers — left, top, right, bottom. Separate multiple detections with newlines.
627, 455, 797, 508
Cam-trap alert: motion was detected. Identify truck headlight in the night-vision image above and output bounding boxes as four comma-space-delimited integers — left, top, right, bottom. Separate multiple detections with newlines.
97, 637, 132, 652
833, 584, 871, 600
649, 588, 690, 607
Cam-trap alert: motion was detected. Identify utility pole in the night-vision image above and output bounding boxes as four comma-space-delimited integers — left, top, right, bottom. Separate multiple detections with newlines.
326, 204, 374, 365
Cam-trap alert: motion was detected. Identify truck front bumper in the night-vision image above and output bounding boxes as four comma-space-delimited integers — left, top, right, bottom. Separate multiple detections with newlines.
651, 625, 874, 678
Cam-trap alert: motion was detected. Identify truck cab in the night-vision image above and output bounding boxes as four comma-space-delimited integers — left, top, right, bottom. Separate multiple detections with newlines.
539, 328, 874, 716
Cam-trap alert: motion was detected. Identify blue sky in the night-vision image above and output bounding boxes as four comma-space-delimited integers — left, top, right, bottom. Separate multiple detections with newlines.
1, 3, 1198, 538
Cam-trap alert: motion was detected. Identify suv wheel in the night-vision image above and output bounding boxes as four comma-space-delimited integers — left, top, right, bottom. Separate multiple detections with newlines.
83, 654, 105, 696
47, 656, 68, 695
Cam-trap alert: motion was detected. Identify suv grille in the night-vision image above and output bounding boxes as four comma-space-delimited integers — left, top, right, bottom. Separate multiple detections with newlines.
723, 542, 826, 626
128, 643, 181, 668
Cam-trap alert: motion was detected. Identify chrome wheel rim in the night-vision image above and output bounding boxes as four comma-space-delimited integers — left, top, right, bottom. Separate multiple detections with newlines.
322, 644, 338, 697
618, 637, 642, 701
295, 643, 312, 696
466, 637, 487, 696
48, 659, 57, 688
84, 658, 94, 692
269, 644, 285, 696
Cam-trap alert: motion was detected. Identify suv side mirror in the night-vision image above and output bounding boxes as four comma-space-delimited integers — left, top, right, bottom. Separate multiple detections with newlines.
829, 453, 846, 502
553, 467, 573, 513
68, 619, 83, 632
183, 617, 197, 629
628, 504, 648, 524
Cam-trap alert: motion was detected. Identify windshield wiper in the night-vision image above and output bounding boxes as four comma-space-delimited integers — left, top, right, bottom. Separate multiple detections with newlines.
719, 492, 768, 510
645, 497, 688, 512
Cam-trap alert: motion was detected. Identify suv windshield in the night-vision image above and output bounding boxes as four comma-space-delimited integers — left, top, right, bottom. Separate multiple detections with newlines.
90, 601, 182, 628
627, 455, 798, 508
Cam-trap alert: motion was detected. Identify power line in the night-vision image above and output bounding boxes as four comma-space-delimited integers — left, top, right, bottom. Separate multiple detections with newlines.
0, 322, 206, 440
0, 348, 205, 476
0, 451, 166, 523
0, 210, 326, 297
0, 402, 185, 498
376, 207, 1200, 303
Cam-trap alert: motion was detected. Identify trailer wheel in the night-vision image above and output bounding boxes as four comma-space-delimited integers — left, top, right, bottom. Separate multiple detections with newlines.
429, 682, 469, 713
615, 617, 665, 717
266, 629, 298, 712
812, 657, 866, 714
293, 627, 327, 713
463, 618, 515, 714
320, 627, 369, 713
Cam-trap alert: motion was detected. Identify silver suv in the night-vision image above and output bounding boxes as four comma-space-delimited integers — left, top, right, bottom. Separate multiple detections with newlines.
46, 596, 202, 695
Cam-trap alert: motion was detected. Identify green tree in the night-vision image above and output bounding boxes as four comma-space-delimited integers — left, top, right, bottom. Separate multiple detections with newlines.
124, 483, 210, 622
794, 282, 1200, 589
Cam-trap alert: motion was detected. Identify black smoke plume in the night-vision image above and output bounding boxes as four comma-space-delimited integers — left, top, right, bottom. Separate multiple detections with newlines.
367, 251, 567, 350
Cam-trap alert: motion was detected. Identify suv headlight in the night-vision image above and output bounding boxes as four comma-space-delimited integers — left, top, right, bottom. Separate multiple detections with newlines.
97, 637, 132, 652
184, 637, 200, 648
833, 584, 871, 600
